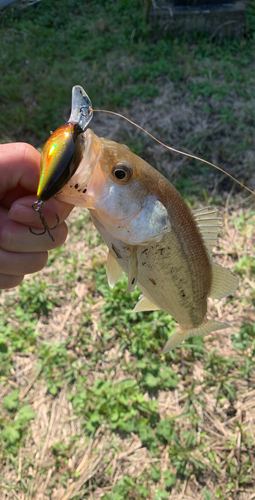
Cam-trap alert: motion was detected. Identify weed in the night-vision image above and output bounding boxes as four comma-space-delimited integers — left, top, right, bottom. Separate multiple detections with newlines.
0, 307, 38, 381
19, 277, 61, 315
102, 476, 148, 500
70, 376, 158, 434
0, 0, 255, 498
1, 391, 35, 455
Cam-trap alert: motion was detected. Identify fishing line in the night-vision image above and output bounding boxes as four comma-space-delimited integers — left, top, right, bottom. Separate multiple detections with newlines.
87, 108, 254, 197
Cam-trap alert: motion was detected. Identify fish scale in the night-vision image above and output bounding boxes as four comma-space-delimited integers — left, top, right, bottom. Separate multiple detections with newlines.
137, 234, 205, 328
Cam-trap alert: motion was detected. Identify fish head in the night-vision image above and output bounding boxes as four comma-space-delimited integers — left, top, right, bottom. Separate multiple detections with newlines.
56, 129, 171, 244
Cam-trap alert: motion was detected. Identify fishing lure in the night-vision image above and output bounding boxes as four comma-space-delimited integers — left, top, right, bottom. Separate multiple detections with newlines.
29, 85, 93, 241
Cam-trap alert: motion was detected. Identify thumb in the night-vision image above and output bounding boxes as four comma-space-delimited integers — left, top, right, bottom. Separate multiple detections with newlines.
0, 143, 40, 198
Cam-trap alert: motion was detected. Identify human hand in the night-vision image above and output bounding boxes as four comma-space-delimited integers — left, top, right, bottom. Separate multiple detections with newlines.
0, 143, 74, 289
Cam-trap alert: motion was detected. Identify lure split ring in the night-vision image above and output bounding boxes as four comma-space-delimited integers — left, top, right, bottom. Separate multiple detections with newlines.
29, 201, 59, 242
80, 105, 93, 118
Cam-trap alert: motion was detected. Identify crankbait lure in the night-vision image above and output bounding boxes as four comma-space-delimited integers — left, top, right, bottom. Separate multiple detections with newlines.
30, 85, 93, 241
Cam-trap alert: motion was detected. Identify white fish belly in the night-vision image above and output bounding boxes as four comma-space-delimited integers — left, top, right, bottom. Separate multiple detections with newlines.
91, 214, 209, 329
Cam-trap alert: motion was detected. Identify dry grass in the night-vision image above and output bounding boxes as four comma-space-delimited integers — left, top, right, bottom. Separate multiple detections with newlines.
1, 69, 255, 498
1, 194, 254, 499
1, 0, 255, 496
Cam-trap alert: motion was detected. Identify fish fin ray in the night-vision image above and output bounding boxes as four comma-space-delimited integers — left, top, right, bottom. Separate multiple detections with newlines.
126, 246, 138, 294
210, 262, 239, 299
106, 251, 122, 289
132, 294, 160, 313
193, 207, 222, 253
162, 319, 229, 353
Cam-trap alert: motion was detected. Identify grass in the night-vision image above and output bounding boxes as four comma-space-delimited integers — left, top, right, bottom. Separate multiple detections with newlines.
0, 203, 254, 499
0, 0, 255, 499
0, 0, 255, 195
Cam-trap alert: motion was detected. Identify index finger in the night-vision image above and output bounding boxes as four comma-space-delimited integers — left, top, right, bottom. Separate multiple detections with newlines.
0, 143, 41, 198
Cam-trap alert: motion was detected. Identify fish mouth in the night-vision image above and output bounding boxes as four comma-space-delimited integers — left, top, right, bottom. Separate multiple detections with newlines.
72, 128, 102, 189
55, 128, 101, 206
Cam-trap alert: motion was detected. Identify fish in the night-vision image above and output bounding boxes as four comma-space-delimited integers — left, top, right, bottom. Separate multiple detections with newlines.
42, 127, 239, 352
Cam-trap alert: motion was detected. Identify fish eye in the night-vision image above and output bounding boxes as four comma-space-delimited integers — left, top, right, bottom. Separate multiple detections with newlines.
112, 162, 133, 182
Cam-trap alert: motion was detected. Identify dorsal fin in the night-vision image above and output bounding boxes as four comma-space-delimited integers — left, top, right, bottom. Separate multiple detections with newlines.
192, 207, 239, 297
192, 206, 222, 254
132, 294, 160, 313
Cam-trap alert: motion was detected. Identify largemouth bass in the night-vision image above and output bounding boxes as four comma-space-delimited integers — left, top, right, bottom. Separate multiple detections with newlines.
47, 128, 238, 352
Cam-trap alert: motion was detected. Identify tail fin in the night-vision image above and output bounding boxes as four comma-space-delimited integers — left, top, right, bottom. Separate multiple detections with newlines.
162, 320, 229, 353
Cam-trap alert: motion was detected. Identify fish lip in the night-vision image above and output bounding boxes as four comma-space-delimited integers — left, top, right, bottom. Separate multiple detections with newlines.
83, 128, 97, 163
55, 127, 102, 206
70, 128, 98, 186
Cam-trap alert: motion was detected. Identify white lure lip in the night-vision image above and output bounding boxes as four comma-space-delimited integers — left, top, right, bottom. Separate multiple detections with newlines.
68, 85, 93, 131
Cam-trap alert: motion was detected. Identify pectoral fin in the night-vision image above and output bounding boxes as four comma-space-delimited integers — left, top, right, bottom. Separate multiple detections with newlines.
162, 319, 229, 353
106, 251, 122, 289
132, 294, 160, 312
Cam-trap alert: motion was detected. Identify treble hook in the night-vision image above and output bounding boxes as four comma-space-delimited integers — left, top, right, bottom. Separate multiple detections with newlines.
29, 200, 59, 242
